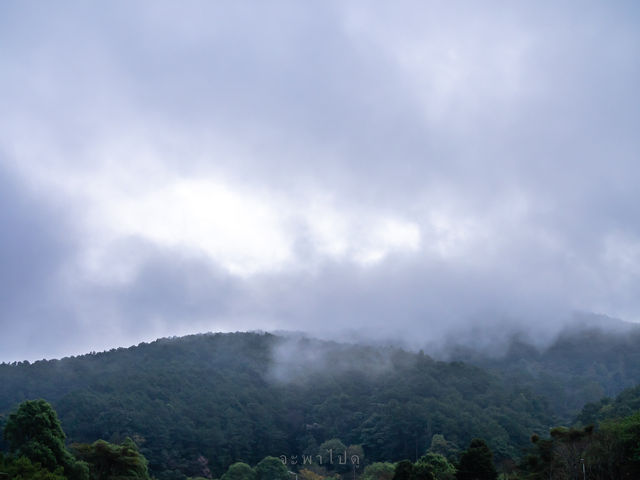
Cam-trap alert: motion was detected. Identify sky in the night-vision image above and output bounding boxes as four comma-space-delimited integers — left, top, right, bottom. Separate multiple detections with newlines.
1, 1, 639, 361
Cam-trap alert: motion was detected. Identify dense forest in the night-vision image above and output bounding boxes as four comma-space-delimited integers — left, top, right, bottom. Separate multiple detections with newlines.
455, 321, 640, 421
1, 330, 640, 479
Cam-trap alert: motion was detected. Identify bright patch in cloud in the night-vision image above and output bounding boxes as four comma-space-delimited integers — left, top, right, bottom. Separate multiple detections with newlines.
74, 173, 424, 278
95, 179, 293, 276
354, 218, 421, 265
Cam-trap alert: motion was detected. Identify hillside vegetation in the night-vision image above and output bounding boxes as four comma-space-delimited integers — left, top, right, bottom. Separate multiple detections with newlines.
2, 329, 640, 479
1, 333, 553, 479
452, 323, 640, 420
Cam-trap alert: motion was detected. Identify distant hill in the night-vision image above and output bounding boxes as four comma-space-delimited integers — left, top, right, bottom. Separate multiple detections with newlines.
451, 321, 640, 421
575, 383, 640, 426
0, 332, 554, 480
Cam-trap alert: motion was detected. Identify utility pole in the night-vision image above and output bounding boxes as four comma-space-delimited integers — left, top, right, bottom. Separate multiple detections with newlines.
581, 458, 586, 480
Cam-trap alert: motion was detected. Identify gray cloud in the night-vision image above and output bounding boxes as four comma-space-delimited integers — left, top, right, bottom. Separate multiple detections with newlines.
0, 164, 85, 360
1, 1, 639, 360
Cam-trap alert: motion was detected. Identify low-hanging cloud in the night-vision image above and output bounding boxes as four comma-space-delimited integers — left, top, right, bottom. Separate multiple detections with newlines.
0, 1, 639, 361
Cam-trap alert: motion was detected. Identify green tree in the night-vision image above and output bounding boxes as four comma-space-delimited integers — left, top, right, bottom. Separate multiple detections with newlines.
393, 460, 414, 480
3, 399, 89, 480
362, 462, 395, 480
0, 455, 67, 480
455, 439, 497, 480
346, 444, 364, 468
548, 426, 593, 479
519, 434, 557, 480
298, 469, 324, 480
410, 462, 434, 480
594, 413, 640, 478
427, 436, 458, 463
220, 462, 256, 480
416, 453, 455, 480
255, 457, 288, 480
317, 439, 347, 472
72, 438, 151, 479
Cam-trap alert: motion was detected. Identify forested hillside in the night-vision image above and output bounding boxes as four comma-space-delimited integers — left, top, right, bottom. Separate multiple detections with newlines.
516, 381, 640, 479
452, 323, 640, 421
576, 383, 640, 426
3, 329, 640, 479
0, 333, 553, 479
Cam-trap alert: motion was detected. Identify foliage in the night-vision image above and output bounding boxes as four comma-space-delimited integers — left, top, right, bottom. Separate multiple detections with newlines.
72, 438, 151, 479
410, 462, 434, 480
220, 462, 256, 480
416, 454, 455, 480
426, 436, 458, 464
595, 412, 640, 478
0, 333, 557, 478
255, 456, 289, 480
316, 439, 363, 473
517, 382, 640, 477
0, 453, 67, 480
317, 439, 347, 471
392, 460, 414, 480
455, 439, 497, 480
4, 330, 640, 479
456, 325, 640, 421
299, 468, 325, 480
362, 462, 395, 480
390, 455, 454, 480
518, 383, 640, 478
518, 417, 640, 479
575, 382, 640, 426
3, 399, 89, 480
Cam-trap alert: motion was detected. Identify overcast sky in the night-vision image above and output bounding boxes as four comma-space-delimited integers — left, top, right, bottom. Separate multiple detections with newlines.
1, 1, 639, 361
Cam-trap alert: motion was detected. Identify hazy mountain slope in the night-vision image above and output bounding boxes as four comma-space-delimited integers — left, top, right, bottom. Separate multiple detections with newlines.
0, 332, 554, 480
576, 383, 640, 426
452, 323, 640, 420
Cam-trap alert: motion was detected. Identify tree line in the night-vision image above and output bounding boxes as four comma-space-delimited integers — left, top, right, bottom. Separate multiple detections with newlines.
0, 399, 499, 480
4, 396, 640, 479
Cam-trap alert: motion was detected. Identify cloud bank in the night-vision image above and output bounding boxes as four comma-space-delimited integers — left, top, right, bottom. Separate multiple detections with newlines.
1, 1, 639, 360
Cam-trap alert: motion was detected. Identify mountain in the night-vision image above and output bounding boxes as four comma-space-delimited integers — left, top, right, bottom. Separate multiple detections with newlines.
3, 326, 640, 480
451, 320, 640, 421
0, 332, 553, 480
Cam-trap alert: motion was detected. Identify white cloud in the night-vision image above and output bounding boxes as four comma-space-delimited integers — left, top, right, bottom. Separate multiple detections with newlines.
43, 162, 426, 279
1, 0, 639, 359
99, 179, 293, 276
